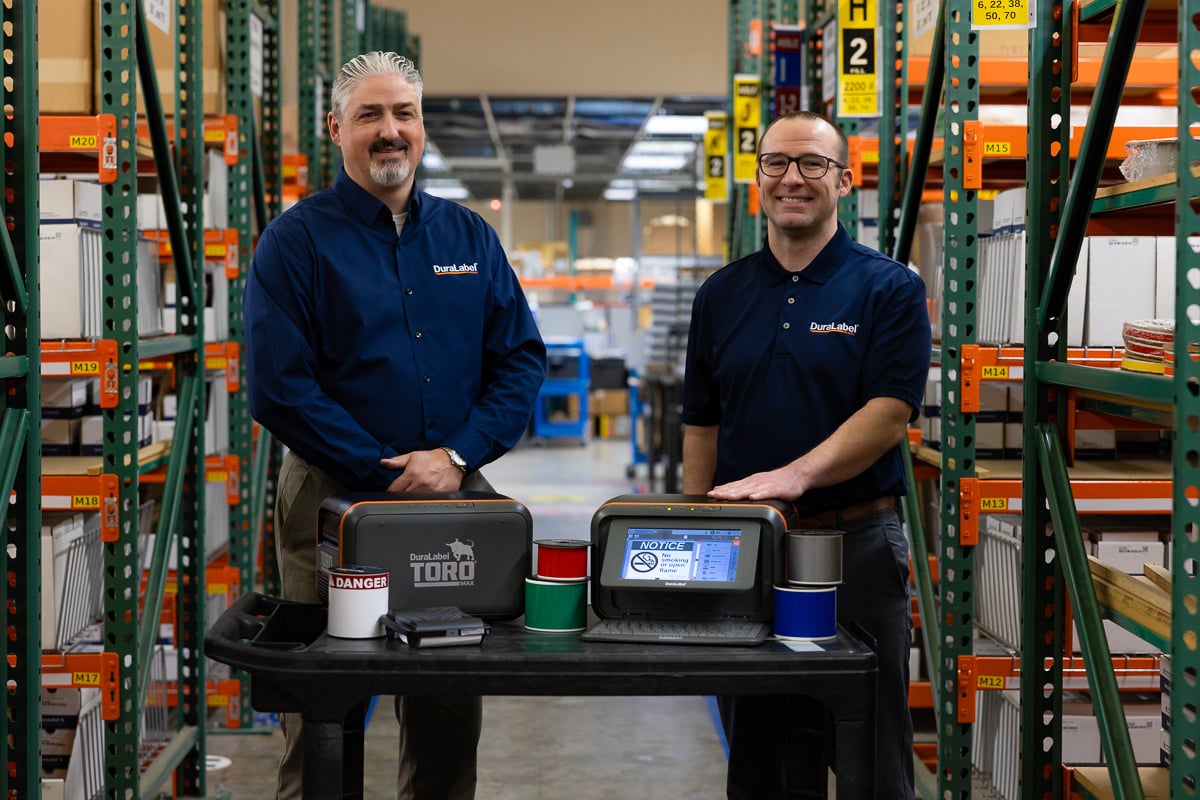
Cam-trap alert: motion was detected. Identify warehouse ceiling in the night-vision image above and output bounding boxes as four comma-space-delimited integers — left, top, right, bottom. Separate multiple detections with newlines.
420, 94, 725, 203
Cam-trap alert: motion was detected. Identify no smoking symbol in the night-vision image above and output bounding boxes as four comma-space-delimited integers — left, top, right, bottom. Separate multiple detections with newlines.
630, 552, 658, 572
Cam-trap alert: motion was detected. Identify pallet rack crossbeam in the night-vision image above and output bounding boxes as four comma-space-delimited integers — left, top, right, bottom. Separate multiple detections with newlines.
135, 0, 199, 313
0, 410, 30, 505
1038, 0, 1150, 332
1036, 422, 1144, 800
0, 200, 29, 313
138, 373, 200, 708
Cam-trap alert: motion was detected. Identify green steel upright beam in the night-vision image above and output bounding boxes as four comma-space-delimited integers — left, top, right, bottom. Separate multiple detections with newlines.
1171, 4, 1200, 794
1052, 0, 1150, 794
342, 0, 364, 68
938, 0, 979, 796
1022, 2, 1071, 794
321, 0, 339, 183
173, 0, 208, 790
99, 1, 144, 793
226, 0, 258, 729
728, 0, 765, 260
298, 0, 323, 191
1036, 0, 1148, 332
877, 0, 907, 258
1037, 428, 1142, 800
892, 3, 944, 265
1, 2, 40, 797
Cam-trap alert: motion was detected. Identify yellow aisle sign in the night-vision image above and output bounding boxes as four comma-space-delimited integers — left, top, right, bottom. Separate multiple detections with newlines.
732, 75, 761, 184
704, 111, 729, 201
837, 0, 880, 118
972, 0, 1033, 29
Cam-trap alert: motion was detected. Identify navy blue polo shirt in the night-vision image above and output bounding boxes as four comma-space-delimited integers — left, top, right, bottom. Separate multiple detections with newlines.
245, 169, 546, 490
682, 224, 930, 513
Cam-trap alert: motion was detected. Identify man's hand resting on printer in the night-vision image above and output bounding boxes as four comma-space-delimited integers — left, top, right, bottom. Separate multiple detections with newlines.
380, 450, 465, 493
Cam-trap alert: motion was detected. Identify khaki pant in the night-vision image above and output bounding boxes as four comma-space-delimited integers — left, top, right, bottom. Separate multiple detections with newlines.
273, 450, 487, 800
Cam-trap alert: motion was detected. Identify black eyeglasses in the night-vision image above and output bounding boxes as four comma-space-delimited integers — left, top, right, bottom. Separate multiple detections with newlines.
757, 153, 845, 179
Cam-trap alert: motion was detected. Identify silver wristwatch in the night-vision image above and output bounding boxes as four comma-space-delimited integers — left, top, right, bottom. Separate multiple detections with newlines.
441, 446, 468, 473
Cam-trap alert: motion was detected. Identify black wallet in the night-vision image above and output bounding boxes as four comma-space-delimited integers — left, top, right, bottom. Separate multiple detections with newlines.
380, 606, 489, 648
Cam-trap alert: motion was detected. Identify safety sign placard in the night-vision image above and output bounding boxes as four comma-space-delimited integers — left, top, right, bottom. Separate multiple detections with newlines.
837, 0, 880, 118
705, 111, 729, 201
732, 75, 762, 184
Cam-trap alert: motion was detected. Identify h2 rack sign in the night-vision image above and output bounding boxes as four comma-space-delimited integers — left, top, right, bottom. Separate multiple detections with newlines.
732, 75, 762, 184
837, 0, 881, 118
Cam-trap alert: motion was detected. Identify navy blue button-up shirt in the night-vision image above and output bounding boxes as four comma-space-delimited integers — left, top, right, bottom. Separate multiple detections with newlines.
682, 225, 930, 513
245, 169, 546, 490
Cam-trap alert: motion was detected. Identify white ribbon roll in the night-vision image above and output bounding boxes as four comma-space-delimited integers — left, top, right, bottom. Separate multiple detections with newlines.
326, 565, 389, 638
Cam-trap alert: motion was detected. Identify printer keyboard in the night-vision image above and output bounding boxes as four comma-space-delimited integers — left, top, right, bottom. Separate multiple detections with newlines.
581, 618, 770, 646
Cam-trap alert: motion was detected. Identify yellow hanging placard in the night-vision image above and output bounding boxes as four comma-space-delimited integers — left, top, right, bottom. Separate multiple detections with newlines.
704, 111, 729, 201
732, 75, 761, 184
837, 0, 880, 117
972, 0, 1034, 29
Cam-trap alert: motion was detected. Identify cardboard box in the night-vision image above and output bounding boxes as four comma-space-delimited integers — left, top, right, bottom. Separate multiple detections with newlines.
1084, 237, 1157, 346
1062, 701, 1102, 764
95, 0, 226, 117
39, 0, 96, 114
589, 389, 629, 417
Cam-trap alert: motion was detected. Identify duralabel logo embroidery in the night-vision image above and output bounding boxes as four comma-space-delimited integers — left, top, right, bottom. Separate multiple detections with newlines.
432, 262, 479, 275
409, 538, 477, 587
809, 321, 859, 335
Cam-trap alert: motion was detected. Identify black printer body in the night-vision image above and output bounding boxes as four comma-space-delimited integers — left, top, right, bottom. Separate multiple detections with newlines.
590, 494, 797, 622
316, 491, 532, 621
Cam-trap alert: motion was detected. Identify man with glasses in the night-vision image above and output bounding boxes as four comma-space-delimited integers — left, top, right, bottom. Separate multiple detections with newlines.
681, 110, 930, 799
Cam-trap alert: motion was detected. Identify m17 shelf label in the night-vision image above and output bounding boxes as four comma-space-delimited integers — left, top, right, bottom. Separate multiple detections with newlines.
837, 0, 880, 117
972, 0, 1034, 29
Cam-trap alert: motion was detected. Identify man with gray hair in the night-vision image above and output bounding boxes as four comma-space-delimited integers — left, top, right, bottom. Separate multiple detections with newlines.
244, 51, 546, 799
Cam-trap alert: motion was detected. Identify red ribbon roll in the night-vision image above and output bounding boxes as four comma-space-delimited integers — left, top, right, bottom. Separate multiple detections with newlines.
534, 538, 590, 581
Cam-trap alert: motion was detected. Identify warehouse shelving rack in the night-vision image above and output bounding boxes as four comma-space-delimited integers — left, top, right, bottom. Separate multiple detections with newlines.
1018, 0, 1198, 795
1, 0, 280, 796
2, 1, 42, 796
741, 0, 1199, 794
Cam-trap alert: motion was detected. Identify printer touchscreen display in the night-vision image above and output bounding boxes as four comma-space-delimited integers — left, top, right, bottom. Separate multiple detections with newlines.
619, 528, 742, 583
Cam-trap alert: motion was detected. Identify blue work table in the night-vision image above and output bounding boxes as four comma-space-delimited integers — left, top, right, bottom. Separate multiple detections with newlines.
205, 593, 878, 799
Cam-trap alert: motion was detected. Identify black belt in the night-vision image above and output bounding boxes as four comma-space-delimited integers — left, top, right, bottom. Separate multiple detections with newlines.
791, 496, 897, 530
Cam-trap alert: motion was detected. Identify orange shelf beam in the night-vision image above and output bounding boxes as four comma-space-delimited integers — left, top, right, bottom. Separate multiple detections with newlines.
956, 654, 1163, 723
41, 474, 120, 542
907, 54, 1176, 95
138, 342, 240, 393
520, 275, 655, 291
145, 228, 240, 279
135, 115, 239, 165
40, 340, 120, 408
38, 651, 121, 721
140, 454, 240, 505
958, 344, 1123, 413
39, 115, 118, 183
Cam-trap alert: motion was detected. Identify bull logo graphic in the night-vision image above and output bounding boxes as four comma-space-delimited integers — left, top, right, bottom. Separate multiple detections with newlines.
446, 538, 476, 561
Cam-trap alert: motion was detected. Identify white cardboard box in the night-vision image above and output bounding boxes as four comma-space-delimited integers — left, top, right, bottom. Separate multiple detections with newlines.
1084, 236, 1157, 346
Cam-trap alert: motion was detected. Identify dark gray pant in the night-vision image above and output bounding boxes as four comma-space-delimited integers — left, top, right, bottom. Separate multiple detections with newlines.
272, 450, 489, 800
721, 509, 915, 800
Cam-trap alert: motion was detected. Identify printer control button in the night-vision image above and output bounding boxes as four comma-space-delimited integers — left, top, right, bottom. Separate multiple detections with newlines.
456, 502, 474, 508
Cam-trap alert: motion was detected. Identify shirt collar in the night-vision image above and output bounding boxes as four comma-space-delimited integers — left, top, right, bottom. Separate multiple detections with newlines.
333, 168, 426, 228
759, 223, 853, 285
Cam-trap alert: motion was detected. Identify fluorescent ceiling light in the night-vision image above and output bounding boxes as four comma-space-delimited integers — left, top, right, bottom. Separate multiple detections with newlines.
643, 115, 709, 136
423, 179, 469, 200
621, 153, 691, 172
421, 150, 447, 171
604, 187, 637, 201
629, 140, 699, 156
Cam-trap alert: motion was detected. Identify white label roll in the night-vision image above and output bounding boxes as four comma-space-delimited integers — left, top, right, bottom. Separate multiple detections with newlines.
326, 565, 389, 638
